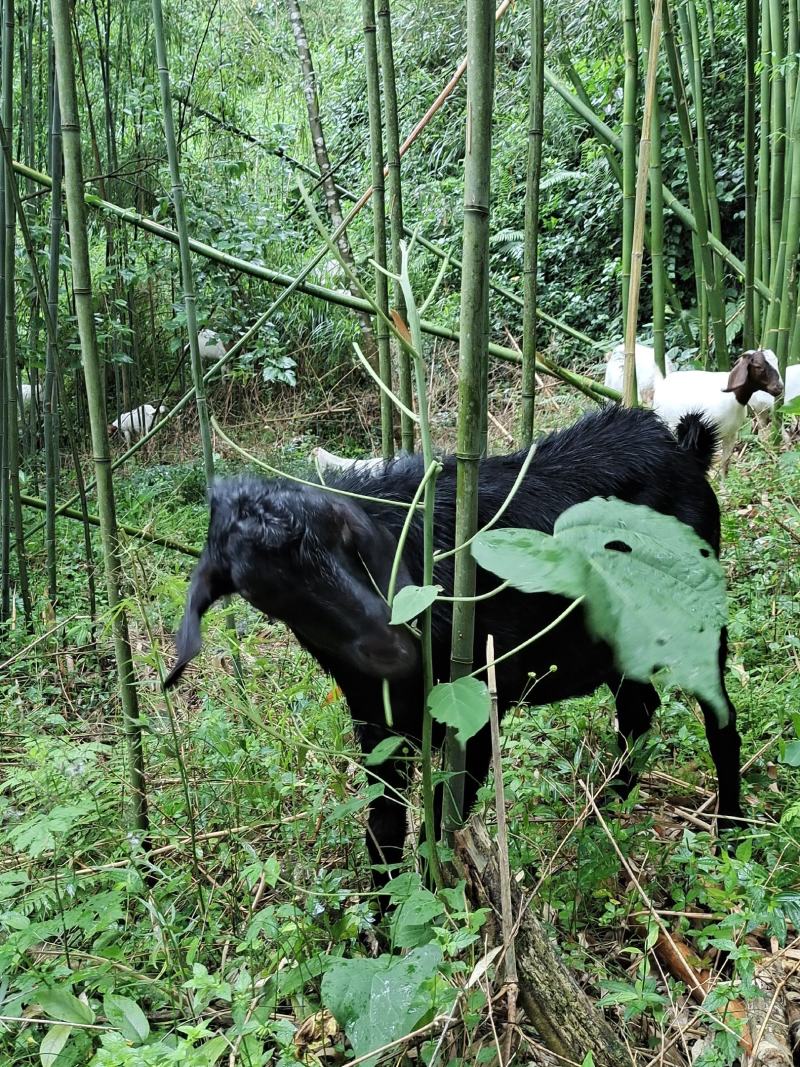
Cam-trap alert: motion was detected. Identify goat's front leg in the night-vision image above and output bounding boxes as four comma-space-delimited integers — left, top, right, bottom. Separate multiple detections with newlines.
609, 676, 661, 799
355, 724, 410, 892
698, 627, 742, 831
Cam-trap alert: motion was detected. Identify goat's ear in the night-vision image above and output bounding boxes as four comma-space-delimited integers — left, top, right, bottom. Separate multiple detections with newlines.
335, 500, 411, 595
723, 356, 750, 392
164, 556, 229, 689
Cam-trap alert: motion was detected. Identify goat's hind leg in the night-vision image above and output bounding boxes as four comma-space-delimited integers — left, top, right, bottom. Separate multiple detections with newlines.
609, 676, 661, 802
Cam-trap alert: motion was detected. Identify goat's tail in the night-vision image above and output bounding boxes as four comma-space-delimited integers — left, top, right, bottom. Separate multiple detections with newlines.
164, 553, 231, 689
675, 412, 718, 475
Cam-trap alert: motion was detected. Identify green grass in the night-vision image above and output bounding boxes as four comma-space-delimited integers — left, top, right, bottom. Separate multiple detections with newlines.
1, 406, 798, 1065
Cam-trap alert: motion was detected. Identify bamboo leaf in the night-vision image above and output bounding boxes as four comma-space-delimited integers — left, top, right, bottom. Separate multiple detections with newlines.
390, 584, 439, 624
427, 677, 491, 743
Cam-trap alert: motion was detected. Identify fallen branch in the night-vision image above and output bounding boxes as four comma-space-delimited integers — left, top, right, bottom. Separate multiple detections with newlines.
454, 818, 631, 1067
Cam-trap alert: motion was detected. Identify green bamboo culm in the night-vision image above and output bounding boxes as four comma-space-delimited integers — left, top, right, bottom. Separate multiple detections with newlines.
769, 0, 786, 269
756, 0, 771, 330
774, 78, 800, 377
638, 0, 667, 372
686, 0, 723, 298
1, 0, 31, 625
43, 64, 61, 605
624, 0, 663, 407
520, 0, 544, 445
362, 0, 393, 460
51, 0, 149, 835
662, 0, 729, 367
621, 0, 638, 336
377, 0, 414, 453
746, 0, 759, 347
444, 0, 495, 840
151, 0, 213, 485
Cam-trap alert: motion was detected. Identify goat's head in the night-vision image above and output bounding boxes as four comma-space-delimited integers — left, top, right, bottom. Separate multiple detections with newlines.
164, 476, 419, 689
723, 349, 784, 402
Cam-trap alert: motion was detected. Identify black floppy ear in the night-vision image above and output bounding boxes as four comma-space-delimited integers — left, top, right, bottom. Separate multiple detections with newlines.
723, 355, 750, 393
164, 555, 230, 689
334, 499, 412, 596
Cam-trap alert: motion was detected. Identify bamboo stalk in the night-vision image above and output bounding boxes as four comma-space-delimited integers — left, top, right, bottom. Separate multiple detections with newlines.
638, 0, 667, 372
362, 0, 393, 458
544, 66, 771, 300
1, 0, 31, 626
43, 61, 60, 605
445, 0, 495, 838
151, 0, 214, 484
377, 0, 414, 453
51, 0, 149, 835
520, 0, 544, 445
770, 0, 786, 267
757, 0, 772, 332
662, 0, 729, 366
625, 0, 663, 405
744, 0, 758, 347
621, 0, 638, 339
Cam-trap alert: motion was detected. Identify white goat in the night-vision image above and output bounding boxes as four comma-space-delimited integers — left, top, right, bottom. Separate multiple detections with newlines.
603, 343, 676, 406
19, 382, 42, 409
311, 446, 385, 476
109, 403, 166, 446
183, 329, 227, 363
653, 349, 784, 475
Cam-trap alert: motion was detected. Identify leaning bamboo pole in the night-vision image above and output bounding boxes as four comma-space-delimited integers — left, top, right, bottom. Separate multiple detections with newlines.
445, 0, 495, 836
7, 159, 613, 401
52, 0, 149, 835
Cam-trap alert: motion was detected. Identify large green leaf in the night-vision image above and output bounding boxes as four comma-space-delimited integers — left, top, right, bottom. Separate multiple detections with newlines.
426, 676, 491, 743
321, 945, 442, 1067
473, 498, 729, 726
103, 994, 150, 1044
39, 1024, 72, 1067
38, 988, 95, 1026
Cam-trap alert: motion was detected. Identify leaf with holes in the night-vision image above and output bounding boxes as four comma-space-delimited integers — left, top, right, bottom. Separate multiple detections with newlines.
426, 677, 491, 743
473, 498, 729, 727
390, 584, 440, 625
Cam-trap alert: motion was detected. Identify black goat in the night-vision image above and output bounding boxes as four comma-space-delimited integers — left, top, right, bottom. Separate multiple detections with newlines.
165, 406, 742, 883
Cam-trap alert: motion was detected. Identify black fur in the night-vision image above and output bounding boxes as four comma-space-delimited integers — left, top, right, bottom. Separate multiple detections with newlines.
166, 405, 742, 883
675, 412, 719, 474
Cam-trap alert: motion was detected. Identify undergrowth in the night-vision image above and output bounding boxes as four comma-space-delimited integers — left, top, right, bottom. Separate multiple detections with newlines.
1, 397, 798, 1066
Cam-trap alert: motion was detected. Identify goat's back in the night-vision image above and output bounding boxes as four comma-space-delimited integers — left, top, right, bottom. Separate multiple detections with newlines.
331, 405, 720, 556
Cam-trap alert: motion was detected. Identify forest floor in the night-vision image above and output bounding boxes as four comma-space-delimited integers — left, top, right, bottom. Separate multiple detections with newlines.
1, 361, 799, 1066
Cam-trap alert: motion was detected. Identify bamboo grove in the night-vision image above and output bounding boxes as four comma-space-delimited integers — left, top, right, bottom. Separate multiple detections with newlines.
0, 0, 797, 849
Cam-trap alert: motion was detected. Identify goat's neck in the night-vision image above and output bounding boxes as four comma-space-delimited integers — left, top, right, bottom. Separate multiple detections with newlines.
728, 381, 759, 406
